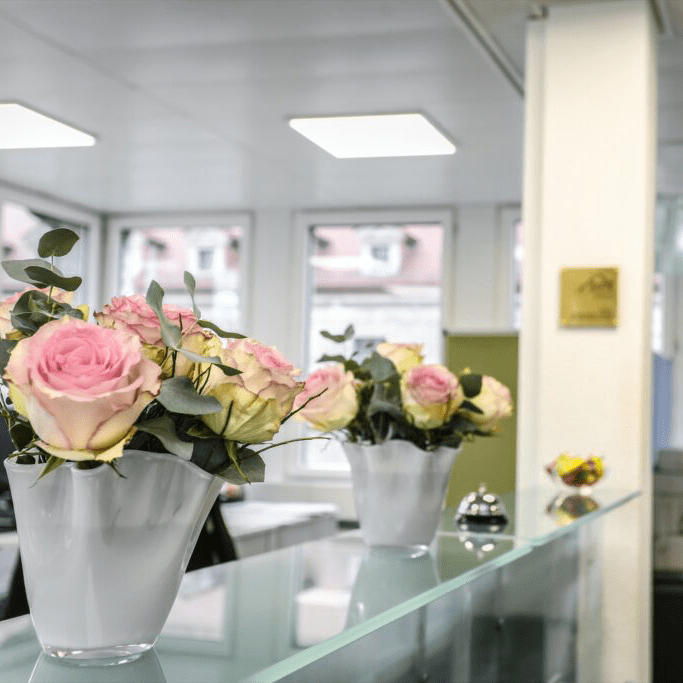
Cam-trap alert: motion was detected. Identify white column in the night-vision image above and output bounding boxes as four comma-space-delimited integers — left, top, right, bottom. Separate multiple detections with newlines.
518, 2, 656, 681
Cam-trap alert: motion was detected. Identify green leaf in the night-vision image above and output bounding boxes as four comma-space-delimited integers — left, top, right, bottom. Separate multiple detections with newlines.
215, 448, 265, 485
105, 459, 127, 478
175, 347, 241, 375
2, 258, 64, 287
361, 352, 398, 382
183, 271, 201, 319
9, 421, 35, 450
459, 373, 483, 398
157, 376, 223, 415
191, 438, 231, 475
0, 339, 17, 375
367, 398, 404, 421
458, 398, 484, 415
136, 415, 194, 460
145, 280, 182, 348
10, 290, 52, 335
317, 354, 347, 364
23, 266, 81, 292
37, 228, 80, 258
36, 455, 66, 481
197, 319, 246, 339
320, 324, 354, 343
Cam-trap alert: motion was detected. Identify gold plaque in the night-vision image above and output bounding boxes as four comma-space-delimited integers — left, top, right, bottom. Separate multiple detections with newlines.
559, 267, 618, 327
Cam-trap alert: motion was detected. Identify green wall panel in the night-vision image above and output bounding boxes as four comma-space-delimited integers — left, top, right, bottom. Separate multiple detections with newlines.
444, 333, 518, 508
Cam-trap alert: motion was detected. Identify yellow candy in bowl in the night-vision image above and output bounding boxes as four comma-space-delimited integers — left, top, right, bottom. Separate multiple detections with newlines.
546, 452, 606, 492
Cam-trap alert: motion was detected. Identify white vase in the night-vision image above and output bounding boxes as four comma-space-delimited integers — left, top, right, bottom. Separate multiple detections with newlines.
341, 440, 461, 549
5, 450, 221, 662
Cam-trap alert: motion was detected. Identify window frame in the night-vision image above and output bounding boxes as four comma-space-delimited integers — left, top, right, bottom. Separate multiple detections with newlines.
287, 207, 455, 480
104, 211, 252, 332
0, 183, 102, 309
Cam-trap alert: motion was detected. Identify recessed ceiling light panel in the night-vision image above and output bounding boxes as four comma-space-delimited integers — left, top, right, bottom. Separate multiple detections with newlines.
0, 103, 95, 149
288, 113, 455, 158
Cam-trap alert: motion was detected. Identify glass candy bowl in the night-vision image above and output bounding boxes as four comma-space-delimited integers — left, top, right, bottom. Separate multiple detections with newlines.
546, 452, 607, 495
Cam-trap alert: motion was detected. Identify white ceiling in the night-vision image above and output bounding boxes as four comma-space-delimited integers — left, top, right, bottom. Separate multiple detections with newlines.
0, 0, 680, 215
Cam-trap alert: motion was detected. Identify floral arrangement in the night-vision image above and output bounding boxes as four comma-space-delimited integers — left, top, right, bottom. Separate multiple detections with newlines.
0, 228, 307, 483
293, 326, 513, 451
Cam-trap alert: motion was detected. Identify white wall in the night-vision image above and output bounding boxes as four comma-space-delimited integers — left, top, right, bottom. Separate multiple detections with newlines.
518, 3, 656, 680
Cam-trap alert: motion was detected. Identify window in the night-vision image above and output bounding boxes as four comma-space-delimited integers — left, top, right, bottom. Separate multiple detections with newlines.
300, 212, 449, 471
109, 215, 249, 333
0, 200, 93, 307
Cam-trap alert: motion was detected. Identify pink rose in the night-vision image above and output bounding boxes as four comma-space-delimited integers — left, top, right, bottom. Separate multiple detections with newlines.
401, 364, 464, 429
376, 342, 424, 374
293, 365, 358, 432
95, 295, 211, 377
0, 287, 74, 339
4, 317, 162, 461
459, 375, 513, 431
197, 338, 303, 443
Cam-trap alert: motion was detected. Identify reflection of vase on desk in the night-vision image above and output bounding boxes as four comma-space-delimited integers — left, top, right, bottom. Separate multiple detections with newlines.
346, 547, 438, 626
345, 548, 439, 683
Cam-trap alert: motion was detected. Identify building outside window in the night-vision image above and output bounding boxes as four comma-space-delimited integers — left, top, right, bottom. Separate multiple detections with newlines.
112, 217, 248, 334
301, 219, 446, 471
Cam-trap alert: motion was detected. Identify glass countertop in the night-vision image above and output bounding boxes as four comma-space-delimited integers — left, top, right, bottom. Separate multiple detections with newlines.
0, 486, 640, 683
441, 485, 642, 545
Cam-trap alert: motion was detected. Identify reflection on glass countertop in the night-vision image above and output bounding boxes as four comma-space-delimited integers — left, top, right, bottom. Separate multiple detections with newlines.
0, 531, 529, 683
0, 485, 639, 683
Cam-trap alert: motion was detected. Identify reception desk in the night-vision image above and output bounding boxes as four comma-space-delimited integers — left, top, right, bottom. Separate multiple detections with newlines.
0, 487, 639, 682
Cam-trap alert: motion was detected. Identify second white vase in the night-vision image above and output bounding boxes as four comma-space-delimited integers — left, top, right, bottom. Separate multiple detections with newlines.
341, 440, 461, 550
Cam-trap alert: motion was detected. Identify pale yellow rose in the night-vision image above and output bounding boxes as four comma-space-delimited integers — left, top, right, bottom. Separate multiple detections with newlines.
376, 342, 424, 374
458, 375, 513, 431
196, 337, 303, 443
401, 364, 464, 429
293, 364, 358, 432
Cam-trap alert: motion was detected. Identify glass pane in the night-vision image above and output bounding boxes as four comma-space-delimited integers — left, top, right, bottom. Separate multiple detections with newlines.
303, 222, 444, 471
118, 224, 244, 332
0, 201, 88, 305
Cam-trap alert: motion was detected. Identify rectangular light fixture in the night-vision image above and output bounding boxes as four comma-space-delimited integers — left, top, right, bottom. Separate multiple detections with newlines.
0, 103, 95, 149
288, 113, 455, 158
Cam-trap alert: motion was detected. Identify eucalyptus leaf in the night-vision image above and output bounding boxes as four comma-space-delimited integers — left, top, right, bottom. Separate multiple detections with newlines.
9, 422, 35, 451
320, 324, 354, 343
316, 354, 347, 364
367, 398, 404, 421
0, 339, 17, 375
145, 280, 182, 348
136, 415, 194, 459
191, 438, 231, 474
37, 228, 80, 258
2, 258, 64, 287
36, 455, 66, 481
183, 271, 201, 319
175, 347, 241, 375
197, 319, 246, 339
361, 352, 398, 382
23, 266, 81, 292
157, 376, 222, 415
459, 373, 483, 398
459, 399, 484, 415
215, 449, 265, 485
